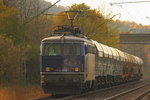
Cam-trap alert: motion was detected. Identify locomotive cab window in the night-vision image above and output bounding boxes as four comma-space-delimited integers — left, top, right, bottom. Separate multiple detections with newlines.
44, 43, 81, 56
42, 43, 83, 72
44, 44, 61, 56
63, 43, 81, 56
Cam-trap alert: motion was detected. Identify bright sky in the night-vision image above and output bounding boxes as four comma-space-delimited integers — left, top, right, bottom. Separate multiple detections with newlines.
46, 0, 150, 25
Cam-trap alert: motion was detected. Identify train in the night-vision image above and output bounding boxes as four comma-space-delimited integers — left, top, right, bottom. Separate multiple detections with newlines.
40, 26, 143, 95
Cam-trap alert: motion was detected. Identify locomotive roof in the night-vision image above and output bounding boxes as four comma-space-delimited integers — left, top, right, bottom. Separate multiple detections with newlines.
42, 35, 93, 44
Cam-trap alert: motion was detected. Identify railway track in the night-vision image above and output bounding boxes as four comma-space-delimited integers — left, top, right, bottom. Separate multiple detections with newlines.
30, 79, 150, 100
31, 96, 52, 100
57, 84, 137, 100
134, 89, 150, 100
104, 82, 150, 100
31, 95, 72, 100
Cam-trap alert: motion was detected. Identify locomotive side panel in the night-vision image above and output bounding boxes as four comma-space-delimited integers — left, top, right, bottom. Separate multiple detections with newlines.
85, 53, 95, 80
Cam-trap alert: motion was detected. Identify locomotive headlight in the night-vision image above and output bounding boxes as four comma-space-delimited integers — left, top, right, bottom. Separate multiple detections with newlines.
71, 67, 80, 72
45, 67, 54, 72
74, 67, 79, 72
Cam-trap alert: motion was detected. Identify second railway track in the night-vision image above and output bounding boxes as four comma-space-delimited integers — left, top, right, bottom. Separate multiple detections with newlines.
134, 88, 150, 100
104, 81, 150, 100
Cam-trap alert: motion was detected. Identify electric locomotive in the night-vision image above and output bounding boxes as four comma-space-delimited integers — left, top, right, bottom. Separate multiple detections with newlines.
40, 26, 95, 94
40, 25, 143, 95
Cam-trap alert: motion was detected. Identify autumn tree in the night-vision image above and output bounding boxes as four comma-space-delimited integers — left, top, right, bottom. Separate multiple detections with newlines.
113, 20, 150, 34
0, 35, 24, 85
25, 16, 55, 47
55, 3, 120, 48
23, 15, 55, 84
0, 1, 27, 45
0, 0, 56, 85
0, 1, 27, 85
106, 20, 120, 48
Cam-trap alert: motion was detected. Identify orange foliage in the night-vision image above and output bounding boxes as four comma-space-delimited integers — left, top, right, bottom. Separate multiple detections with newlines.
0, 87, 49, 100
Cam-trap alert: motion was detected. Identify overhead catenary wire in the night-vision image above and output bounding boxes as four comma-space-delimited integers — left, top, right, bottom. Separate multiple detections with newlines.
109, 1, 145, 30
109, 0, 149, 22
109, 0, 150, 5
109, 0, 150, 25
44, 12, 120, 36
116, 6, 140, 33
44, 12, 103, 33
87, 13, 121, 37
23, 0, 61, 25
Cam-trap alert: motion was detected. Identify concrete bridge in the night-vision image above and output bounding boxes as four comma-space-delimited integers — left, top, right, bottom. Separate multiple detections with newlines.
120, 33, 150, 76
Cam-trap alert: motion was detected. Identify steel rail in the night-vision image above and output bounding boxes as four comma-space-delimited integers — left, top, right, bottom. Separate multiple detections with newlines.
104, 83, 150, 100
109, 1, 150, 5
30, 95, 71, 100
30, 96, 52, 100
134, 89, 150, 100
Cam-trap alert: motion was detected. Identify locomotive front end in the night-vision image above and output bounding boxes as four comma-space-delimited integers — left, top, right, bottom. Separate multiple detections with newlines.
40, 36, 85, 95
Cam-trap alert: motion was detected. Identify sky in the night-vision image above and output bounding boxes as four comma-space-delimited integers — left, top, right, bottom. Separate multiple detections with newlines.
45, 0, 150, 25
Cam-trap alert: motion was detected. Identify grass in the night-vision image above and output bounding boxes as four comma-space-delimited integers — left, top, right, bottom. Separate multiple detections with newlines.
0, 86, 49, 100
